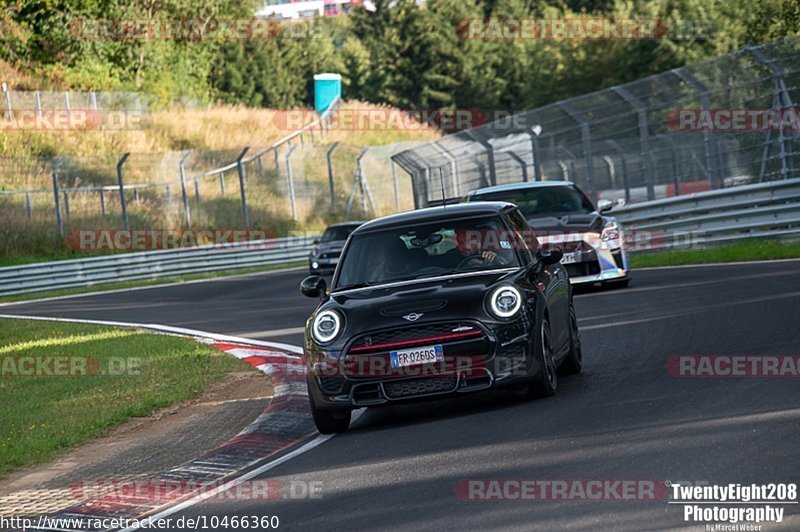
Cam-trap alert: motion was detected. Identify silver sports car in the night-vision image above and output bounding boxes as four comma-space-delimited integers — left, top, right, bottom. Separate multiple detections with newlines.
465, 181, 630, 287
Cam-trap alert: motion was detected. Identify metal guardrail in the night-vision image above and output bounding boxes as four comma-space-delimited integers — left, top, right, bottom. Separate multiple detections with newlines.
0, 236, 317, 297
615, 177, 800, 250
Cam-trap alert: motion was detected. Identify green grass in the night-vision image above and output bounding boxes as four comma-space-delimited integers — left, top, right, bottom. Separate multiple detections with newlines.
629, 240, 800, 268
0, 318, 253, 478
0, 261, 305, 304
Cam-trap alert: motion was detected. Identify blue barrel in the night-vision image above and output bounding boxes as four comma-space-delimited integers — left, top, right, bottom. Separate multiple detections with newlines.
314, 73, 342, 114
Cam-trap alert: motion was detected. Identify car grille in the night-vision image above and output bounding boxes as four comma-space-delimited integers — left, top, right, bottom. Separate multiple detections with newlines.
318, 376, 344, 394
319, 252, 339, 260
383, 377, 458, 399
565, 260, 601, 278
349, 322, 484, 353
559, 239, 596, 253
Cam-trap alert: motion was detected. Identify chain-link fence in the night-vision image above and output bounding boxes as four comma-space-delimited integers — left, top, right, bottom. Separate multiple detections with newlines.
392, 37, 800, 208
0, 100, 432, 250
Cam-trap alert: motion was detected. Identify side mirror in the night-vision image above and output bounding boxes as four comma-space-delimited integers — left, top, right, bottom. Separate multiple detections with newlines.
312, 238, 320, 245
537, 247, 564, 266
300, 275, 327, 300
597, 199, 614, 213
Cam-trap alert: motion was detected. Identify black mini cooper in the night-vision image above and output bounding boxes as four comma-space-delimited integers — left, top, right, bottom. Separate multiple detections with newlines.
299, 202, 582, 433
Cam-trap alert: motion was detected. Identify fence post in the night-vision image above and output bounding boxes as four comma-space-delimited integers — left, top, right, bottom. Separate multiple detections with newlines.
558, 102, 597, 200
605, 140, 630, 203
25, 192, 32, 218
528, 125, 543, 181
99, 188, 106, 215
507, 151, 529, 183
179, 150, 192, 228
257, 155, 263, 177
51, 157, 65, 236
432, 143, 460, 196
326, 142, 340, 210
219, 174, 226, 196
3, 84, 11, 118
285, 144, 298, 221
746, 45, 796, 181
466, 132, 497, 186
390, 160, 400, 211
236, 147, 250, 228
673, 68, 721, 189
194, 179, 201, 207
64, 92, 71, 123
116, 152, 130, 231
35, 91, 42, 119
613, 86, 656, 200
63, 191, 70, 221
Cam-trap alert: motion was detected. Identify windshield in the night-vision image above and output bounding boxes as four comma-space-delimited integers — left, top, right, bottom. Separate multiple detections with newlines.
320, 225, 359, 243
334, 215, 522, 290
471, 185, 595, 218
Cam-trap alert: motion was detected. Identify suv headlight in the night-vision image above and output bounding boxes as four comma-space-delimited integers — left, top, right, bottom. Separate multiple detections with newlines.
601, 221, 620, 242
312, 309, 342, 344
488, 285, 522, 319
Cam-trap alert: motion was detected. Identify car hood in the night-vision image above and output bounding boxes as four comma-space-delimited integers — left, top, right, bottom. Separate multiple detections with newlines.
314, 241, 346, 254
326, 269, 519, 334
526, 212, 605, 235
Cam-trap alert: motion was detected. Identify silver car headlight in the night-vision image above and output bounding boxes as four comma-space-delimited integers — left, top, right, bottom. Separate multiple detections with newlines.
312, 309, 342, 344
601, 221, 620, 242
488, 285, 522, 319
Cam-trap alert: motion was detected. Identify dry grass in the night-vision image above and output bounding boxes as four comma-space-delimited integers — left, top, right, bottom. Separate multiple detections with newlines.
0, 100, 441, 260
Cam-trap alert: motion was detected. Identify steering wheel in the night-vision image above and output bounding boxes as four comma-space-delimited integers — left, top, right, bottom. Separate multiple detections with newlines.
456, 253, 488, 269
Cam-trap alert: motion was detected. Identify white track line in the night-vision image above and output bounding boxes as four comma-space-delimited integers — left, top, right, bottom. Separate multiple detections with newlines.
0, 266, 305, 308
633, 256, 800, 271
0, 313, 303, 354
0, 312, 358, 532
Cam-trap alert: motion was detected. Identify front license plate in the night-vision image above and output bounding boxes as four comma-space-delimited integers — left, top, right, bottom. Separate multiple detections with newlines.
390, 345, 444, 368
561, 252, 579, 264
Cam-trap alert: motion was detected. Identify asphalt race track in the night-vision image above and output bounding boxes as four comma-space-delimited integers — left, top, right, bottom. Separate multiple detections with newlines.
4, 260, 800, 530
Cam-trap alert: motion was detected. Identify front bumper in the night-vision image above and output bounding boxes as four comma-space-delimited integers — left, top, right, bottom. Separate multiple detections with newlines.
306, 319, 534, 409
542, 233, 629, 285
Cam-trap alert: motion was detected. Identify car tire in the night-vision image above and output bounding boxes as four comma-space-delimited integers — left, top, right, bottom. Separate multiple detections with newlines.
527, 316, 557, 399
559, 303, 583, 375
309, 395, 351, 434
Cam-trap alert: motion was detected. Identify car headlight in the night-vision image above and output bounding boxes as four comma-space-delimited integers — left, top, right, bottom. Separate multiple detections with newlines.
601, 221, 620, 242
312, 309, 342, 344
488, 285, 522, 319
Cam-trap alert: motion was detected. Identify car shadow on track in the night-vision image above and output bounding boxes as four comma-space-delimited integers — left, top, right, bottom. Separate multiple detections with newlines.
348, 373, 589, 434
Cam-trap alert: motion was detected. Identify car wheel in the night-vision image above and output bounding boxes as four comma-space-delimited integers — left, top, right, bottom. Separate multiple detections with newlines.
309, 394, 351, 434
559, 303, 583, 375
527, 316, 557, 399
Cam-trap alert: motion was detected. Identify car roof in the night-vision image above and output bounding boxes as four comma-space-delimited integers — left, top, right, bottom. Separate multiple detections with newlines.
354, 202, 514, 233
468, 181, 576, 197
326, 221, 366, 229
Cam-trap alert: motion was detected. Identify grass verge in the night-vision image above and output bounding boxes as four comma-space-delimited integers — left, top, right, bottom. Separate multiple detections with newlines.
0, 318, 253, 478
629, 240, 800, 268
0, 261, 305, 305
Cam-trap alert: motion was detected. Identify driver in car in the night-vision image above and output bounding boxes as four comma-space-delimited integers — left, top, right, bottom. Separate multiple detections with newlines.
440, 229, 511, 269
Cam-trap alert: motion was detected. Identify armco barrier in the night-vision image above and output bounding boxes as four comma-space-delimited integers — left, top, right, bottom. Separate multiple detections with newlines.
0, 235, 317, 297
614, 177, 800, 250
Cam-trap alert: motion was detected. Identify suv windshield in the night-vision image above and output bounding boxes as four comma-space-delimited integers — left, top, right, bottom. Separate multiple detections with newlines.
320, 225, 358, 243
334, 215, 522, 290
471, 185, 595, 218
